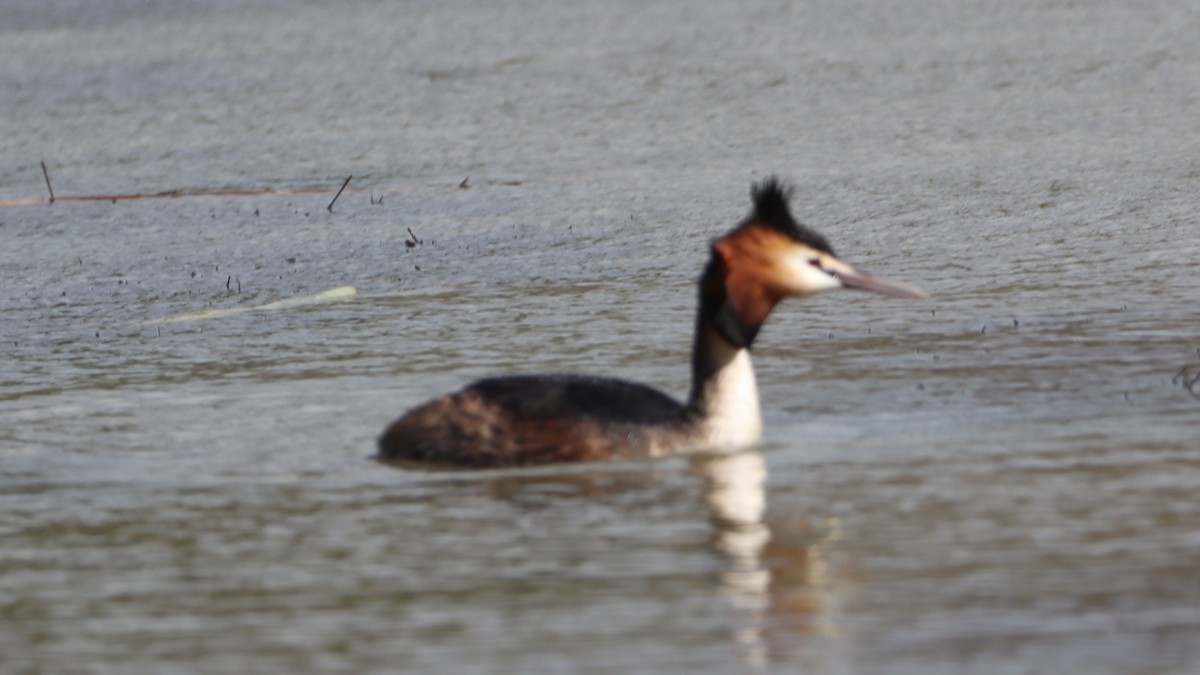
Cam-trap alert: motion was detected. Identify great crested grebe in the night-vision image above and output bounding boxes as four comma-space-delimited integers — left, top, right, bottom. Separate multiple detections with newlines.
378, 179, 924, 468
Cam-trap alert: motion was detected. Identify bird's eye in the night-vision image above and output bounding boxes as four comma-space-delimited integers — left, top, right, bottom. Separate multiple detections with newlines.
809, 258, 837, 277
811, 258, 840, 277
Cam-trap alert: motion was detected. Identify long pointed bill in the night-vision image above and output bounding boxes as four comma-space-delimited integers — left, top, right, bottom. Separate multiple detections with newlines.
834, 265, 927, 299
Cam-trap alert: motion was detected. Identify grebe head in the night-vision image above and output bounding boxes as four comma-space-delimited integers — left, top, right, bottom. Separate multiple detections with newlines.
702, 179, 925, 349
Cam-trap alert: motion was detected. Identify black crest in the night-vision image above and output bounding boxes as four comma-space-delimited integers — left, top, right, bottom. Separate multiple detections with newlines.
750, 178, 835, 255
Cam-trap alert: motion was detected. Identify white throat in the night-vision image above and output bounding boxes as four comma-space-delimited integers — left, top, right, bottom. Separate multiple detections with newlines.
693, 339, 763, 450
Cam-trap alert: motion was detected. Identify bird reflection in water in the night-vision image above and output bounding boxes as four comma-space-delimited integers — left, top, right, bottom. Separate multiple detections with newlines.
698, 451, 847, 671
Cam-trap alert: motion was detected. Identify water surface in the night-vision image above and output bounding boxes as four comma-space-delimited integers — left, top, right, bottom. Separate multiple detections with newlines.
2, 0, 1199, 672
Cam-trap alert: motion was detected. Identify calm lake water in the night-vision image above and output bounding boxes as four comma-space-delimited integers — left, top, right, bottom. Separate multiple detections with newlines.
3, 0, 1199, 672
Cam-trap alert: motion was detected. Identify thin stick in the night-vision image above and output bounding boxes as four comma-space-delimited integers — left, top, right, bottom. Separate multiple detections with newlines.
327, 175, 352, 211
40, 162, 55, 204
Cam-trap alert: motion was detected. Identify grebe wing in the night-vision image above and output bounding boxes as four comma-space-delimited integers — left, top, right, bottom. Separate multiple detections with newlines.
377, 374, 686, 468
467, 374, 684, 424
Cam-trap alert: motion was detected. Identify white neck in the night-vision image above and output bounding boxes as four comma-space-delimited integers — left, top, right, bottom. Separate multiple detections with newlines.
689, 331, 763, 450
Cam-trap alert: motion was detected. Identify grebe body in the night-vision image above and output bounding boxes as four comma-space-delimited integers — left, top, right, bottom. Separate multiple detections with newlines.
378, 179, 924, 468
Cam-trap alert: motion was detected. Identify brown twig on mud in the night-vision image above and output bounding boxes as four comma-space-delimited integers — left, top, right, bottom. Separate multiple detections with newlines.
40, 162, 55, 204
405, 227, 422, 249
0, 186, 334, 208
327, 175, 352, 211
